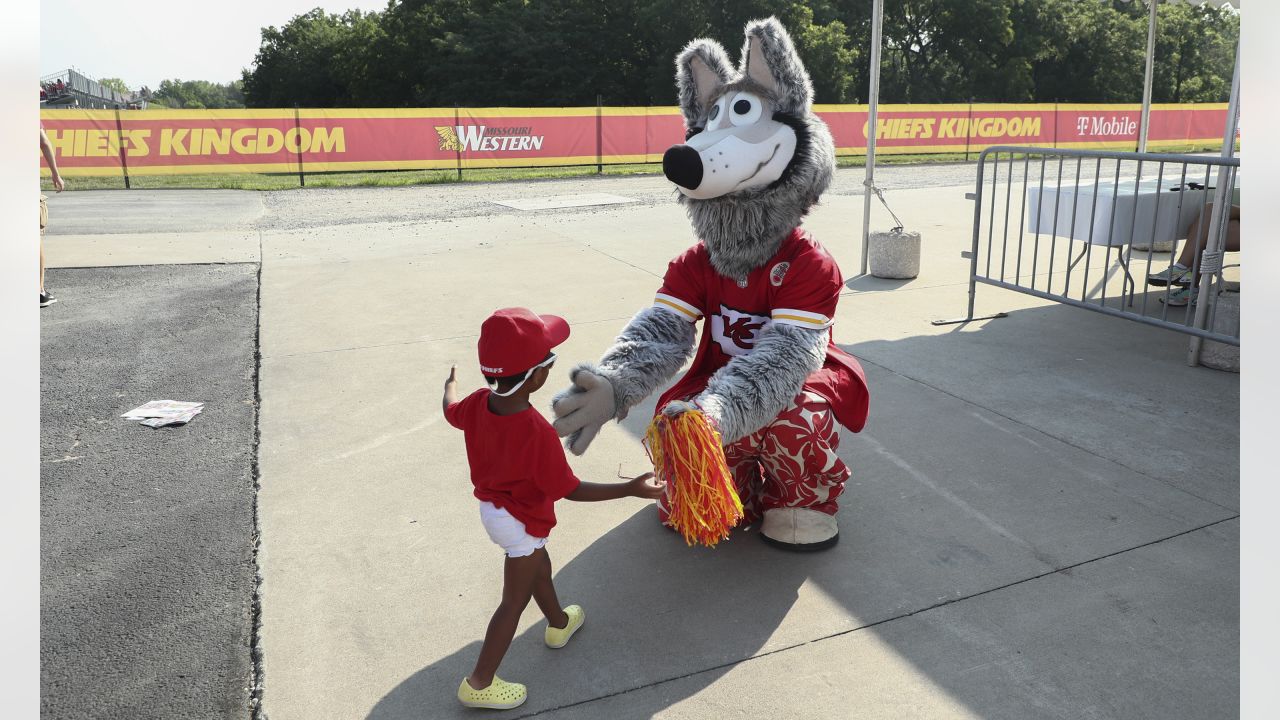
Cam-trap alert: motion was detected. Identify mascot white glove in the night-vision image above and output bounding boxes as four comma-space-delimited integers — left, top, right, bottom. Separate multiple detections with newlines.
552, 366, 618, 456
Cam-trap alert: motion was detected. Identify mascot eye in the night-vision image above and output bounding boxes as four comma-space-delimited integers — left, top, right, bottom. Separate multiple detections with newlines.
705, 98, 728, 131
728, 92, 763, 127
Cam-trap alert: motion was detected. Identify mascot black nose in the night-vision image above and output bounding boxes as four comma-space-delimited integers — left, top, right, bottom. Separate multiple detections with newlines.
663, 145, 704, 190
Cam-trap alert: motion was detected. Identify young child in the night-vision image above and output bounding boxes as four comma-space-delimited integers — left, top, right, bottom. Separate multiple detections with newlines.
444, 307, 664, 711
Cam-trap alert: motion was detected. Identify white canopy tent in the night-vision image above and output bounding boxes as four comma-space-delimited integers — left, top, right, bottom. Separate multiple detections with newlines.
859, 0, 1241, 276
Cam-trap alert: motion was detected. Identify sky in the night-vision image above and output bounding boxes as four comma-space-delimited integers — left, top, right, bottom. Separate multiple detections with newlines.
40, 0, 388, 89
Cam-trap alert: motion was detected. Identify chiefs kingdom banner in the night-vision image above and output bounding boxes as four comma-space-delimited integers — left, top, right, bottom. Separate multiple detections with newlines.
41, 103, 1230, 177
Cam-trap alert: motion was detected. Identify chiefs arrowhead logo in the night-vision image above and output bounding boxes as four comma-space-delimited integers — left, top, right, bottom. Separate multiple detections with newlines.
711, 305, 770, 356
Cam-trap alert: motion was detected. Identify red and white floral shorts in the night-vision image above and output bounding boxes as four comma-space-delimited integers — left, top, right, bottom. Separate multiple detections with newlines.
658, 391, 851, 526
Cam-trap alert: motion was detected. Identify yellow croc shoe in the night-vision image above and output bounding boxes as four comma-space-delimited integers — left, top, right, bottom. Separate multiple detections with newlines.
457, 676, 527, 710
544, 604, 585, 648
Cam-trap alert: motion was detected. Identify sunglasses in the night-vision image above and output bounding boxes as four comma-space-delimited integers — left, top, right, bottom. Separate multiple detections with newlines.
488, 352, 557, 397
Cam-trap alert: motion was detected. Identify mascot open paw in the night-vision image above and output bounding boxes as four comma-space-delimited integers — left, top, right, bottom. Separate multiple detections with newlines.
552, 17, 870, 551
551, 364, 617, 456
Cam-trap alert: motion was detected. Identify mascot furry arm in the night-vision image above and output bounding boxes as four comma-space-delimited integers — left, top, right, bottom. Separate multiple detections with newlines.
552, 307, 696, 455
551, 310, 825, 455
552, 17, 831, 454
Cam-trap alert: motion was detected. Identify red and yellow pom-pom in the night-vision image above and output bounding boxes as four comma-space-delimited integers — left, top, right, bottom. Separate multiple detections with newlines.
644, 410, 743, 547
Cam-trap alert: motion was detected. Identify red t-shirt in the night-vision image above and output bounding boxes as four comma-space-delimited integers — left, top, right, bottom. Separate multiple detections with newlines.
445, 388, 581, 537
653, 228, 869, 432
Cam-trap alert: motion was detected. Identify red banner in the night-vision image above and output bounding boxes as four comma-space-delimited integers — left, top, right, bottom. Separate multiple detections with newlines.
817, 103, 1231, 154
40, 103, 1230, 177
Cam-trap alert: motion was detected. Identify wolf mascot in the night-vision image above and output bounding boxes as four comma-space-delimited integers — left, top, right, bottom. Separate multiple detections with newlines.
553, 17, 868, 550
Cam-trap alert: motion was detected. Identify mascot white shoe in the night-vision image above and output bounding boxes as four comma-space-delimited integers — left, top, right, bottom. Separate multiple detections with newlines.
553, 17, 869, 551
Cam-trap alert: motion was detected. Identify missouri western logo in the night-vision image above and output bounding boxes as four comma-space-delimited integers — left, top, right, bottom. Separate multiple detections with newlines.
435, 126, 462, 152
434, 125, 546, 152
711, 305, 769, 356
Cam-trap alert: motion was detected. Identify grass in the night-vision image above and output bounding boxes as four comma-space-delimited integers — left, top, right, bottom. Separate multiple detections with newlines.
44, 163, 664, 191
42, 145, 1228, 192
837, 152, 973, 168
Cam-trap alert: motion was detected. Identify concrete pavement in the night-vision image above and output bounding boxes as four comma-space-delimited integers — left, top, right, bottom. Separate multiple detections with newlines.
40, 166, 1238, 719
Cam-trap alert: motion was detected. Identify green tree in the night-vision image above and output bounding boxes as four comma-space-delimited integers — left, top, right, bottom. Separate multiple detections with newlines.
868, 0, 1033, 103
1026, 0, 1147, 102
236, 0, 1238, 108
1152, 3, 1238, 103
153, 79, 245, 108
243, 8, 386, 107
99, 77, 130, 95
778, 3, 860, 103
1021, 0, 1236, 104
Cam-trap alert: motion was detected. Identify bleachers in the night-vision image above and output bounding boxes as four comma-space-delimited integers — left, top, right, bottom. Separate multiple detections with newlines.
40, 68, 147, 110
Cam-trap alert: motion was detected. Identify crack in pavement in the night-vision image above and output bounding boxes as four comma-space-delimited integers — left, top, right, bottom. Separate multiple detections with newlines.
249, 231, 267, 720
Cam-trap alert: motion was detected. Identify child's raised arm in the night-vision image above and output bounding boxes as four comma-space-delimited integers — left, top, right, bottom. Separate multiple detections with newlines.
567, 472, 664, 502
442, 365, 458, 416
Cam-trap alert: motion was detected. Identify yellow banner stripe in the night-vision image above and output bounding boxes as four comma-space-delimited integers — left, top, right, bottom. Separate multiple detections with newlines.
600, 107, 681, 117
41, 110, 120, 121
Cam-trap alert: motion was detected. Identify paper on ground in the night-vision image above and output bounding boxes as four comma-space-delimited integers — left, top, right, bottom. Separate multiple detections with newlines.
122, 400, 204, 420
123, 400, 205, 426
140, 407, 203, 428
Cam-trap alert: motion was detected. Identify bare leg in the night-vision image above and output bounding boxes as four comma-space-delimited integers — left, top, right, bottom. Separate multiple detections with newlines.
1178, 204, 1241, 271
530, 549, 569, 629
467, 549, 542, 689
40, 233, 46, 293
1176, 210, 1208, 267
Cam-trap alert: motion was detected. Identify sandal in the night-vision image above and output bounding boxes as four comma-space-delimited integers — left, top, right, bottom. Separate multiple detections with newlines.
457, 676, 527, 710
545, 604, 585, 648
1160, 284, 1198, 307
1147, 264, 1192, 287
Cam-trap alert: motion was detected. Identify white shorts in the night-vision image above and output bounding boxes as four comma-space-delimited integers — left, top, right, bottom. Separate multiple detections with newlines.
479, 501, 547, 558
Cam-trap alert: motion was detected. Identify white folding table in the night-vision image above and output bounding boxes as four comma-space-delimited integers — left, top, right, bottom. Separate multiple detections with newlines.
1027, 179, 1209, 248
1026, 179, 1214, 298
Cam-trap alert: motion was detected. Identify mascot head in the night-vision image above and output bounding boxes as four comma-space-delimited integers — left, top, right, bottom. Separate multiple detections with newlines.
664, 17, 836, 280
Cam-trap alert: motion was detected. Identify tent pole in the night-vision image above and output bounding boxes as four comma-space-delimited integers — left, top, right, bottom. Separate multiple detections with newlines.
1187, 33, 1240, 367
1138, 0, 1158, 153
861, 0, 885, 276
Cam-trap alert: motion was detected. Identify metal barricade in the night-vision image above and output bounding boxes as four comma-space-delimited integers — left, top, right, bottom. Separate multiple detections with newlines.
936, 146, 1239, 351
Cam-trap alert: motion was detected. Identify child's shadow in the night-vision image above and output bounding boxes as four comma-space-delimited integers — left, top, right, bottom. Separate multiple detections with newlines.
366, 509, 817, 719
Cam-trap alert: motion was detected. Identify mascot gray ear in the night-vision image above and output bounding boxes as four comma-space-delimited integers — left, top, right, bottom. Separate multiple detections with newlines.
675, 39, 733, 131
740, 17, 814, 116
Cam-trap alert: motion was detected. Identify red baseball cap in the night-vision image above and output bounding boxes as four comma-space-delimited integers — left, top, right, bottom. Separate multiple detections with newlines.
477, 308, 570, 377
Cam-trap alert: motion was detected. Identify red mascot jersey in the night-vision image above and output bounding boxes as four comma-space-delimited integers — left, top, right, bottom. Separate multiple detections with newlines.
653, 228, 869, 432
